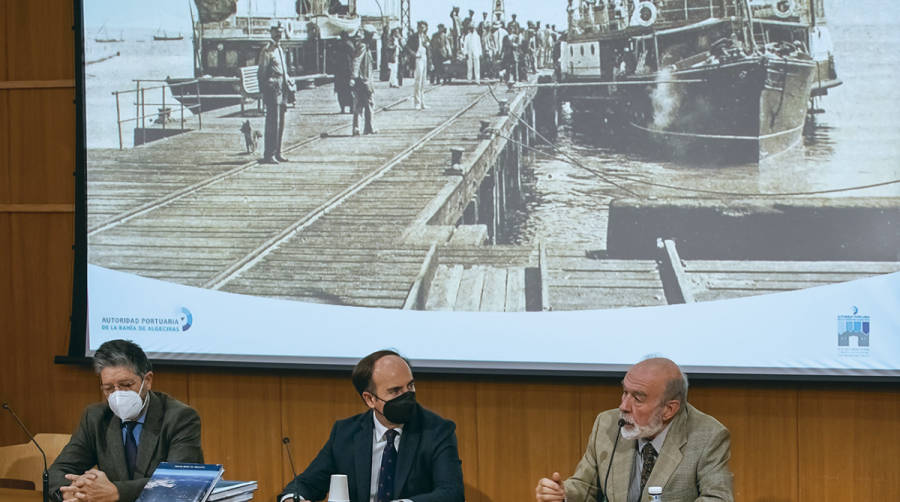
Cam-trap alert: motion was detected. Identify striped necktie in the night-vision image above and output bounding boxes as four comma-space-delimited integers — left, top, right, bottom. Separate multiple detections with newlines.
639, 443, 657, 491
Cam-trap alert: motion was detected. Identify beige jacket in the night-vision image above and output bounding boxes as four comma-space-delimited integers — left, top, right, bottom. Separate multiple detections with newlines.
564, 403, 733, 502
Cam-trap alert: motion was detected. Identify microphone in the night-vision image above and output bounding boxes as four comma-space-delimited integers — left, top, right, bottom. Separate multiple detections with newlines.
3, 402, 50, 502
600, 419, 626, 502
282, 437, 300, 502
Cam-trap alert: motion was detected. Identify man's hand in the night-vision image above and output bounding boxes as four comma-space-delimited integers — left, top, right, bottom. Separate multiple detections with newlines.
536, 472, 566, 502
60, 469, 120, 501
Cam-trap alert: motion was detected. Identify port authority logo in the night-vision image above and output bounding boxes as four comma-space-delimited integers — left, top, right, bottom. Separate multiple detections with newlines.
100, 307, 193, 333
837, 306, 869, 357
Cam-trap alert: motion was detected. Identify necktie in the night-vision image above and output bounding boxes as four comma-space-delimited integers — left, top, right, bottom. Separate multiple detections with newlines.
639, 443, 658, 491
124, 421, 138, 479
376, 429, 398, 502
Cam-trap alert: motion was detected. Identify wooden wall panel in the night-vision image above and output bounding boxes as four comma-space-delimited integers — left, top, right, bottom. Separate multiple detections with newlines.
474, 380, 583, 502
416, 377, 481, 502
189, 370, 284, 502
5, 0, 74, 81
4, 213, 82, 436
280, 372, 362, 492
798, 385, 900, 502
6, 89, 76, 203
690, 383, 799, 502
0, 0, 7, 82
0, 90, 8, 201
576, 380, 622, 438
152, 368, 191, 407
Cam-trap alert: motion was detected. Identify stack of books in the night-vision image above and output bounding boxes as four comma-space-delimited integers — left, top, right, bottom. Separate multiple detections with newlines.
136, 462, 258, 501
209, 479, 259, 502
136, 462, 224, 502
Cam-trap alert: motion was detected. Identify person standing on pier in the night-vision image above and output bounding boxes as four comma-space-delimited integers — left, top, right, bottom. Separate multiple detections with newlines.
463, 25, 482, 84
334, 31, 355, 113
386, 27, 402, 88
502, 31, 520, 83
258, 23, 295, 164
449, 7, 462, 59
507, 13, 521, 35
350, 30, 376, 135
431, 24, 452, 85
406, 21, 431, 110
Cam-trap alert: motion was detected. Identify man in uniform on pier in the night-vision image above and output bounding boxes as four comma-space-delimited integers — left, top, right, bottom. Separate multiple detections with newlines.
407, 21, 431, 110
258, 23, 296, 164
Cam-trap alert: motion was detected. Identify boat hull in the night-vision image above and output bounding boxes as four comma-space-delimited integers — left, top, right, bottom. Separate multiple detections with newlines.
166, 76, 243, 114
565, 55, 817, 163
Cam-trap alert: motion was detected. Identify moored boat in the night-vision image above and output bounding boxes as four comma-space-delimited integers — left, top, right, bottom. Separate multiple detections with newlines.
153, 29, 185, 41
558, 0, 827, 162
168, 0, 392, 113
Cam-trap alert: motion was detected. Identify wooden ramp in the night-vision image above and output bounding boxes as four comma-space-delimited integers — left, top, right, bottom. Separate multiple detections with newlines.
419, 245, 540, 311
543, 245, 668, 310
425, 265, 528, 312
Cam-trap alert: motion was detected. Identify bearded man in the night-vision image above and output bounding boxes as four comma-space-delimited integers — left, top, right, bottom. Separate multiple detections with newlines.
535, 357, 733, 502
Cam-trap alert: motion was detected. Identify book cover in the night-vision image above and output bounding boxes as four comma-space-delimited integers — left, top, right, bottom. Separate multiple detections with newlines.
136, 462, 224, 502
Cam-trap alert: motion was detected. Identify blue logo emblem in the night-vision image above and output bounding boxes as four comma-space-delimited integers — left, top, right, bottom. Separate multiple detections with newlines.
179, 307, 193, 332
837, 308, 869, 347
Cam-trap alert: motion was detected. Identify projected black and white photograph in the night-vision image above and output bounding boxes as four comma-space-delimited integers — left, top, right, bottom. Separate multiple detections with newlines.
83, 0, 899, 316
77, 0, 900, 375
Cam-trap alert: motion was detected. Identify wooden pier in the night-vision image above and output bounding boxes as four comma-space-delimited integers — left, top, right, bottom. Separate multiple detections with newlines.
87, 77, 900, 311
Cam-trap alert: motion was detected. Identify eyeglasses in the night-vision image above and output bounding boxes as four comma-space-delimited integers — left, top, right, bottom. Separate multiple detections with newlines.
100, 379, 140, 395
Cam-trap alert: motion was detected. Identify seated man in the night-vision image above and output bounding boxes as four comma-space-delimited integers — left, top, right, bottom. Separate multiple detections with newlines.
279, 350, 465, 502
49, 339, 203, 502
536, 357, 733, 502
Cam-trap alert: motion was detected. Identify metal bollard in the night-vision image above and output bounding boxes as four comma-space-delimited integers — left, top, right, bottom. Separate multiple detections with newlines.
445, 147, 465, 175
498, 99, 509, 116
479, 120, 492, 139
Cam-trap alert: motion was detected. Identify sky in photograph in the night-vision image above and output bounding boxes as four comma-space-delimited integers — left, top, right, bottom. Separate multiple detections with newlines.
82, 0, 900, 32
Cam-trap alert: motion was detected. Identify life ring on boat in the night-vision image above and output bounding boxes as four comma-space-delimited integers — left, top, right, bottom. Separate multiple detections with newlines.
773, 0, 795, 18
630, 1, 658, 27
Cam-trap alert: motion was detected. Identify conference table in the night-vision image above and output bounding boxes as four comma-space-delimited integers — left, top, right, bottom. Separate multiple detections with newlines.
0, 487, 43, 501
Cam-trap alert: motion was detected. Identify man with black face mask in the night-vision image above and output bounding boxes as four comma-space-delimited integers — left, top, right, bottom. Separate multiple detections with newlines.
279, 350, 464, 502
48, 339, 203, 502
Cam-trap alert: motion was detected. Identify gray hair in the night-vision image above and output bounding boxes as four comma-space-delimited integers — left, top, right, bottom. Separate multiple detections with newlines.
641, 354, 689, 406
663, 366, 689, 406
92, 339, 152, 377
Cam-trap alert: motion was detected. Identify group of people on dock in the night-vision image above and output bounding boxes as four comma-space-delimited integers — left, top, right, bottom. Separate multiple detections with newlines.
375, 7, 560, 87
256, 7, 564, 161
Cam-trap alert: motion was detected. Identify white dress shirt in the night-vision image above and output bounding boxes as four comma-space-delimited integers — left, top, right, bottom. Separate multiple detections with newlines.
370, 414, 405, 502
627, 422, 671, 502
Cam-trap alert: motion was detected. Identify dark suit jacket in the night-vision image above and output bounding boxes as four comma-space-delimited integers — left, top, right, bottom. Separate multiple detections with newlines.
48, 391, 204, 502
405, 33, 431, 58
281, 404, 464, 502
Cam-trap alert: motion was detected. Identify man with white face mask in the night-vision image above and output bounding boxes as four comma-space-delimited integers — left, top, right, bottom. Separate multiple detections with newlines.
48, 339, 203, 502
536, 357, 733, 502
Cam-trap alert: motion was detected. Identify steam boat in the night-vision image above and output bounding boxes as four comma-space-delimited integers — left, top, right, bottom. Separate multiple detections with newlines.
558, 0, 840, 162
168, 0, 376, 113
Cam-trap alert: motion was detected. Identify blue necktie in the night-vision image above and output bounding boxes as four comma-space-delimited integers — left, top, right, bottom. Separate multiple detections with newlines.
376, 429, 398, 502
124, 421, 138, 479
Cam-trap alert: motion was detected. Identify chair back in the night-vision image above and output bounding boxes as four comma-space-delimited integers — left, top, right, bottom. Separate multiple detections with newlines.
0, 433, 71, 491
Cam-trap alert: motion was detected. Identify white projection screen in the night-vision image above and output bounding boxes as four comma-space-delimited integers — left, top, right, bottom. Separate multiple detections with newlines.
70, 0, 900, 379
